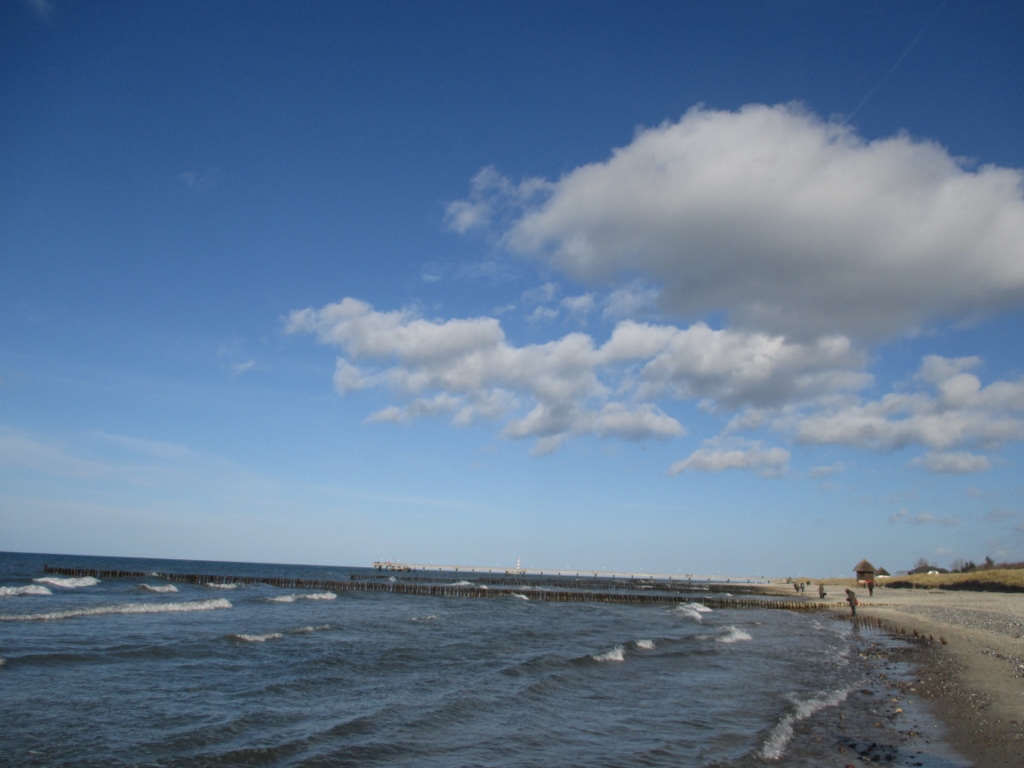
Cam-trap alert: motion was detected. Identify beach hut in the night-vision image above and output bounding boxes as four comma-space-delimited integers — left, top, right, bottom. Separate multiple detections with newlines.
853, 559, 876, 583
875, 567, 890, 579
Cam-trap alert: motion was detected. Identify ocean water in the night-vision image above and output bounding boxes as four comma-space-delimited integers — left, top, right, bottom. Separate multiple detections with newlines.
0, 552, 958, 767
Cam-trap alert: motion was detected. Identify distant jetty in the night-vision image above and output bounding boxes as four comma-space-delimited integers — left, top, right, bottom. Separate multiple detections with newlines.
371, 561, 768, 583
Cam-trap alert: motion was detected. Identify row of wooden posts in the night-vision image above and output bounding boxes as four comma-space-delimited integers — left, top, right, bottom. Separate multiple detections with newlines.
43, 565, 857, 612
846, 613, 948, 645
351, 572, 770, 595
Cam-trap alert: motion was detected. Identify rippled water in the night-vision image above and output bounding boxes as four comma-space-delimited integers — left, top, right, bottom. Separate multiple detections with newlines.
0, 551, 938, 767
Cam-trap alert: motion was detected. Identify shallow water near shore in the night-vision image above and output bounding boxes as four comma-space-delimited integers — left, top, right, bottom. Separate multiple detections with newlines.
0, 552, 969, 767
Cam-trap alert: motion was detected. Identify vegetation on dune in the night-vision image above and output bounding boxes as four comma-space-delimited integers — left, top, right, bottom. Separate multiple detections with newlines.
883, 568, 1024, 592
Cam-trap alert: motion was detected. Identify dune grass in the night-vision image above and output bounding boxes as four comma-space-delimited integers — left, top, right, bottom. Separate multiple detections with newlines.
882, 568, 1024, 592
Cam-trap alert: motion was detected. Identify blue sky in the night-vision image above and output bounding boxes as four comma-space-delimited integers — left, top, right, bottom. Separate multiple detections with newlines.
3, 1, 1024, 576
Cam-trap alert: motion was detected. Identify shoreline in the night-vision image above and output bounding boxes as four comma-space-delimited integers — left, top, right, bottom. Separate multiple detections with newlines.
803, 627, 970, 768
849, 589, 1024, 767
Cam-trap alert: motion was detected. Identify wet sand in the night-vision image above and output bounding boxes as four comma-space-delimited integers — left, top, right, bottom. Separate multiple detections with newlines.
848, 587, 1024, 768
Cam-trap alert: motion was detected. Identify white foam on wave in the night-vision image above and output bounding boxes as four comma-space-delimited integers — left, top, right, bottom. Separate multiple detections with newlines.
410, 614, 438, 622
290, 624, 330, 633
717, 626, 753, 644
206, 582, 238, 589
0, 585, 53, 597
267, 592, 337, 603
33, 576, 100, 588
140, 584, 179, 593
760, 688, 850, 760
635, 639, 656, 650
453, 580, 474, 586
675, 606, 704, 622
593, 645, 626, 662
0, 597, 233, 622
511, 593, 529, 601
232, 632, 284, 643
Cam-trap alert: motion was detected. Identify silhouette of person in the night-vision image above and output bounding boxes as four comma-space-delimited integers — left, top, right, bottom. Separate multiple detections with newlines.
845, 588, 858, 616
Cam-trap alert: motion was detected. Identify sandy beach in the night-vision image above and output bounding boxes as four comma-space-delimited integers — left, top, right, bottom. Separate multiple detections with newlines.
850, 587, 1024, 767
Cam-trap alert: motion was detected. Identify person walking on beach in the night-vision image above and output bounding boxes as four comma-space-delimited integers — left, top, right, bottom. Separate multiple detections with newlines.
866, 578, 875, 597
818, 583, 826, 599
845, 588, 858, 616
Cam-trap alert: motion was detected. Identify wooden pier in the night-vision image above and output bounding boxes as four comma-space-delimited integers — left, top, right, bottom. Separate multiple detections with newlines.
42, 565, 848, 612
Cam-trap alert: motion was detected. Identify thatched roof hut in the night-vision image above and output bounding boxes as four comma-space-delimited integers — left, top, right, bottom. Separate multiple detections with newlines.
853, 559, 876, 582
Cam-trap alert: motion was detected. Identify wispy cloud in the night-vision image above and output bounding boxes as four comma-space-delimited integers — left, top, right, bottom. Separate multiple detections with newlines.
232, 359, 257, 375
911, 451, 991, 474
179, 168, 224, 191
0, 431, 108, 477
668, 438, 789, 478
906, 512, 958, 526
809, 462, 846, 479
982, 508, 1018, 522
24, 0, 54, 20
94, 432, 192, 461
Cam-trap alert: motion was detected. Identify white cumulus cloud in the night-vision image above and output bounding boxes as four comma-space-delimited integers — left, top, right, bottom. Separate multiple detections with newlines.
787, 356, 1024, 453
452, 103, 1024, 340
287, 298, 690, 452
286, 298, 882, 457
289, 300, 1024, 476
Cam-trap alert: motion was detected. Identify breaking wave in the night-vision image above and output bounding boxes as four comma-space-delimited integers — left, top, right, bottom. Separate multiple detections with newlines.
674, 602, 711, 621
0, 585, 52, 597
635, 639, 655, 650
0, 598, 233, 622
33, 576, 100, 588
267, 592, 337, 603
232, 632, 283, 643
290, 624, 330, 634
760, 688, 850, 760
718, 627, 753, 644
593, 645, 626, 662
206, 582, 238, 589
675, 605, 705, 622
140, 584, 179, 593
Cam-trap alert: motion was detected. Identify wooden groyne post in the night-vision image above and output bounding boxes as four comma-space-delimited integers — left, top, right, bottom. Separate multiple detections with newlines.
42, 565, 847, 612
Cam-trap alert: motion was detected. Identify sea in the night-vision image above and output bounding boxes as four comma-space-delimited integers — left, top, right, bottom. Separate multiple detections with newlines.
0, 551, 970, 768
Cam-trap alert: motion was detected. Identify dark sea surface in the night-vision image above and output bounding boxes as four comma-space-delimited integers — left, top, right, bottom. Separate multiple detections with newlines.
0, 552, 968, 767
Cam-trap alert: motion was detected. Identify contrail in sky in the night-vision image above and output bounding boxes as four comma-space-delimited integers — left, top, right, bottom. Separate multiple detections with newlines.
848, 0, 951, 123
